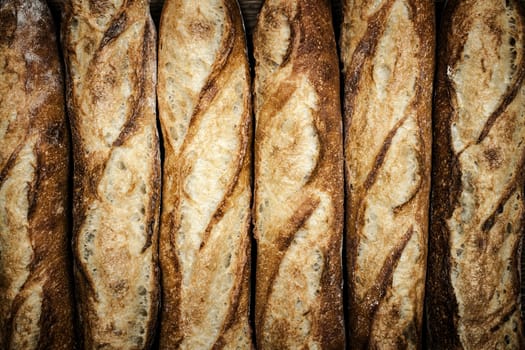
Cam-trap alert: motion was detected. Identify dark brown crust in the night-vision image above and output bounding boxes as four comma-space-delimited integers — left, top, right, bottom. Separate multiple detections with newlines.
425, 3, 462, 347
253, 0, 345, 348
0, 0, 76, 349
342, 0, 435, 348
61, 1, 160, 348
143, 18, 162, 350
427, 0, 525, 349
158, 0, 253, 348
343, 0, 396, 133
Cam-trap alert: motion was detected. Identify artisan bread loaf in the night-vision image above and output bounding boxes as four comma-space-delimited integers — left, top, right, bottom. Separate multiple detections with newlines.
62, 1, 161, 348
253, 0, 345, 348
0, 1, 75, 349
157, 0, 253, 348
341, 0, 434, 348
427, 0, 525, 348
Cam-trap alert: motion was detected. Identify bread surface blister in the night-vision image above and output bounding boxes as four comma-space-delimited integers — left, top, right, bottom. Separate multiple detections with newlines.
157, 0, 253, 349
427, 0, 525, 349
253, 0, 346, 348
62, 0, 161, 348
0, 0, 76, 349
341, 0, 434, 348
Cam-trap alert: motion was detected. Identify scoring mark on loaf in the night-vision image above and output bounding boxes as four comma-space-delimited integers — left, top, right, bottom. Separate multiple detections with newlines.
252, 1, 293, 93
357, 117, 422, 276
373, 230, 424, 347
449, 1, 525, 153
160, 0, 233, 154
176, 64, 245, 286
343, 0, 396, 123
255, 77, 320, 239
262, 193, 336, 349
354, 226, 415, 348
476, 0, 524, 144
100, 12, 127, 48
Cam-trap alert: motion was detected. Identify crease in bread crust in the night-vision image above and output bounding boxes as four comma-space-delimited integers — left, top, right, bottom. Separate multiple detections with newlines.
427, 0, 525, 349
341, 0, 434, 348
157, 0, 253, 348
0, 0, 75, 349
253, 0, 345, 348
62, 1, 161, 348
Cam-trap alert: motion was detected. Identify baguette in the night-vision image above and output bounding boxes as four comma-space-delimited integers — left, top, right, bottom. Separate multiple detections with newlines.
62, 1, 161, 348
0, 1, 75, 348
341, 1, 434, 348
157, 0, 253, 348
253, 0, 345, 348
427, 1, 525, 348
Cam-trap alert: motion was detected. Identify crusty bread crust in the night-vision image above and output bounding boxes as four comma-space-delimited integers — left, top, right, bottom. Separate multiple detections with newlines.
62, 1, 161, 348
0, 0, 75, 349
427, 1, 525, 349
341, 0, 434, 348
157, 0, 253, 349
253, 0, 345, 348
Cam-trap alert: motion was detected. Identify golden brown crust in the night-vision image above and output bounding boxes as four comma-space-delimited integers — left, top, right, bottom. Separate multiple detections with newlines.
157, 0, 253, 349
62, 1, 161, 348
341, 0, 434, 348
427, 1, 525, 349
0, 0, 75, 349
253, 0, 345, 348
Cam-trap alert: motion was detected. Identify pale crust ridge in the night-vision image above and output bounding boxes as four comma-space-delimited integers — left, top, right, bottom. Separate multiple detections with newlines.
0, 0, 75, 349
341, 0, 434, 348
253, 0, 345, 348
62, 1, 161, 348
157, 0, 253, 349
427, 1, 525, 349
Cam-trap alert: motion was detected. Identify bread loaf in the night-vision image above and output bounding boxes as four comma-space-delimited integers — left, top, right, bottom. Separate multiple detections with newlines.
62, 1, 161, 348
341, 0, 434, 348
0, 1, 75, 349
157, 0, 253, 348
253, 0, 345, 348
427, 0, 525, 348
